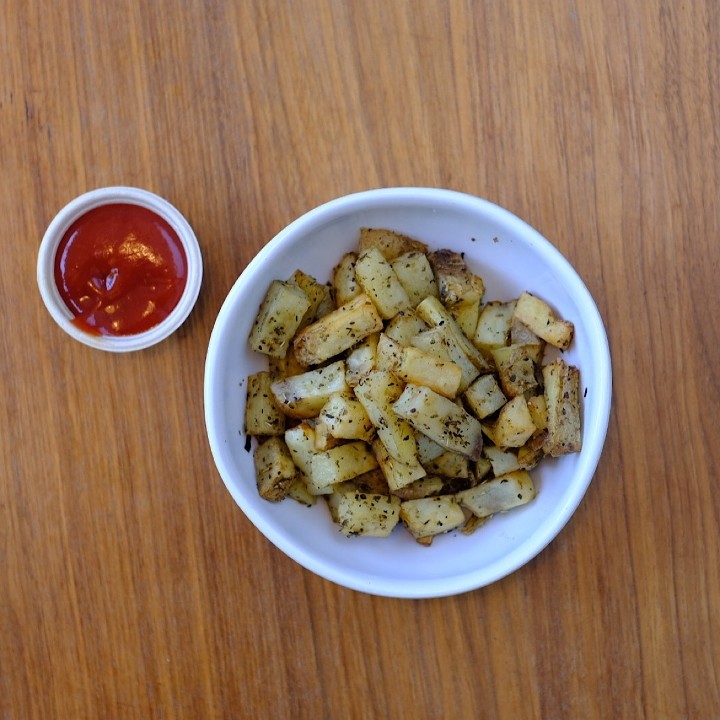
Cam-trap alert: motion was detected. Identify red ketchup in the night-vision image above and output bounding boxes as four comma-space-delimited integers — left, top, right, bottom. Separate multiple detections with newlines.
54, 203, 188, 336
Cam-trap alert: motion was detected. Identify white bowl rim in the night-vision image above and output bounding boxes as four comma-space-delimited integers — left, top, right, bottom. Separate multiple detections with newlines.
204, 187, 612, 598
37, 185, 203, 352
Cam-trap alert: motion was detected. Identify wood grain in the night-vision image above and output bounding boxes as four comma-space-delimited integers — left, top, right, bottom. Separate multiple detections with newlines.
1, 0, 718, 717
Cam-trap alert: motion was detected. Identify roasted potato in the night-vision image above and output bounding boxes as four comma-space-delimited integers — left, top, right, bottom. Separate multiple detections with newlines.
293, 293, 383, 367
246, 227, 583, 544
513, 291, 574, 350
354, 246, 411, 319
392, 383, 484, 461
249, 280, 312, 358
542, 358, 582, 456
456, 470, 536, 518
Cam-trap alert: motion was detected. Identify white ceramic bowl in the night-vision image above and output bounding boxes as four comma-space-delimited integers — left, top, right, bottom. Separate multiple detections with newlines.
37, 186, 203, 352
204, 188, 612, 598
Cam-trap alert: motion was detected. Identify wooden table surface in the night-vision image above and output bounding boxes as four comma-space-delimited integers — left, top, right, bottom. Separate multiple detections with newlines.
2, 1, 718, 717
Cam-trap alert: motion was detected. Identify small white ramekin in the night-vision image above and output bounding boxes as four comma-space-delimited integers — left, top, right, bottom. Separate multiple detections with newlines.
37, 186, 203, 352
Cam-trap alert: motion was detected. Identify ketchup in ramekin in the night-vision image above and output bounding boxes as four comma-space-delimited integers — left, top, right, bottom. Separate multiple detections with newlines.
54, 203, 188, 336
38, 187, 202, 352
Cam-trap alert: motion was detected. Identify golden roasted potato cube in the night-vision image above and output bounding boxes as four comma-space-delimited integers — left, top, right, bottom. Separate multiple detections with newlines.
392, 383, 484, 461
354, 246, 411, 319
422, 450, 471, 479
392, 476, 445, 500
491, 343, 543, 398
411, 326, 480, 392
372, 437, 427, 491
284, 423, 331, 495
309, 441, 379, 490
450, 291, 482, 339
427, 249, 485, 306
483, 446, 521, 476
271, 360, 347, 419
513, 291, 574, 350
384, 309, 428, 346
527, 394, 548, 430
391, 251, 438, 306
415, 431, 447, 465
249, 280, 312, 358
312, 419, 341, 451
288, 269, 330, 328
354, 371, 425, 478
245, 371, 286, 436
456, 470, 536, 518
326, 489, 401, 537
400, 495, 466, 542
318, 393, 375, 442
341, 467, 391, 495
542, 358, 582, 456
253, 436, 297, 502
293, 293, 384, 367
464, 373, 507, 419
474, 456, 492, 481
396, 345, 463, 399
268, 345, 306, 380
345, 332, 379, 386
492, 395, 537, 448
415, 296, 492, 373
461, 513, 490, 535
358, 227, 428, 261
287, 477, 317, 506
510, 316, 545, 347
375, 333, 405, 372
331, 252, 362, 307
517, 431, 548, 469
473, 300, 515, 352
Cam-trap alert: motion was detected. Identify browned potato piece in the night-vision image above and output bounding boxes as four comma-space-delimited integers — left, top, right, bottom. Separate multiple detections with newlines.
513, 291, 574, 350
354, 371, 425, 484
372, 437, 427, 492
345, 333, 380, 386
293, 294, 383, 367
474, 301, 515, 352
411, 326, 480, 393
456, 470, 536, 518
379, 334, 463, 399
288, 269, 330, 328
391, 251, 438, 306
310, 441, 379, 490
318, 393, 375, 442
483, 446, 521, 476
392, 383, 484, 461
384, 309, 428, 346
271, 360, 348, 419
355, 247, 411, 319
517, 431, 548, 469
392, 476, 446, 500
422, 450, 471, 479
450, 291, 482, 339
245, 371, 286, 436
254, 436, 297, 502
249, 280, 312, 358
400, 495, 466, 543
492, 395, 537, 448
427, 249, 485, 306
527, 394, 548, 430
331, 252, 362, 307
326, 489, 401, 537
464, 373, 507, 419
415, 296, 492, 373
491, 343, 543, 398
358, 227, 428, 260
543, 358, 582, 456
